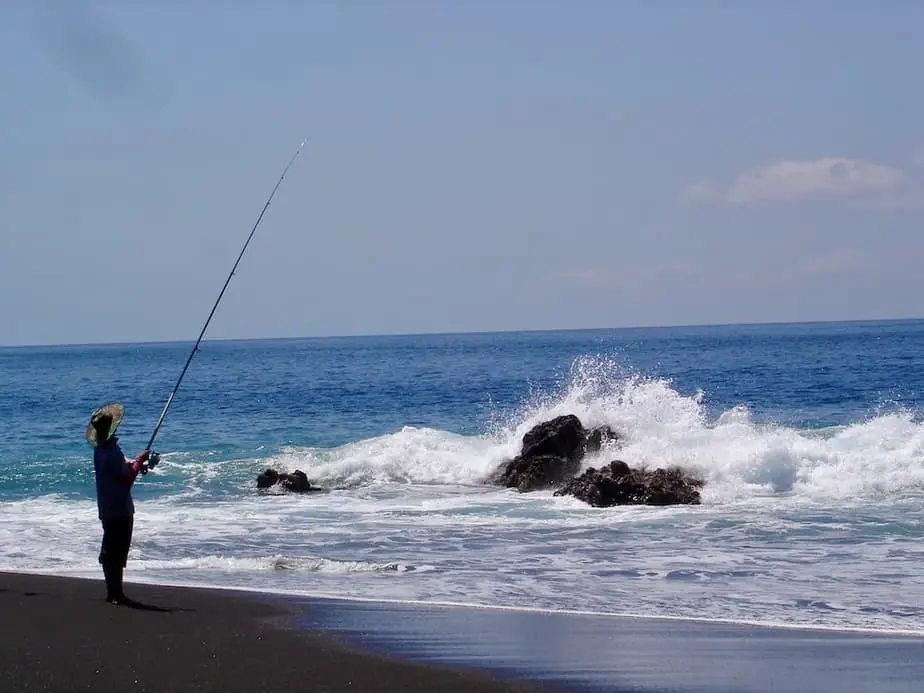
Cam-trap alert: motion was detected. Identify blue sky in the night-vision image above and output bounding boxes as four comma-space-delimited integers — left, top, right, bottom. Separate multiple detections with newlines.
2, 2, 923, 346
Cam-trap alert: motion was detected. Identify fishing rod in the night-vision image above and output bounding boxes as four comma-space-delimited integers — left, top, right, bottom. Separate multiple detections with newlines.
141, 139, 307, 471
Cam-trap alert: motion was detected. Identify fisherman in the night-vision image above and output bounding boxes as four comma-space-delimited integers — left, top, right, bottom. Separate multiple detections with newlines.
87, 403, 153, 606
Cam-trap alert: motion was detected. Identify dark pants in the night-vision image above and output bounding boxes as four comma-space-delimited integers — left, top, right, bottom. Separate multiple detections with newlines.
99, 516, 134, 568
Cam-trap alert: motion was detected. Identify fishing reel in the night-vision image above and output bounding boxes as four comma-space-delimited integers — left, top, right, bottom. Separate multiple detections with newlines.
141, 451, 161, 475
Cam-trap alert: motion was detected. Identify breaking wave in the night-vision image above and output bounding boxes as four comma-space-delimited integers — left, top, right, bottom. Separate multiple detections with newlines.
242, 356, 924, 503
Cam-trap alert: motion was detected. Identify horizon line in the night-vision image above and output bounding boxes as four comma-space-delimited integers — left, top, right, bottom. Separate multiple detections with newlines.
1, 315, 921, 350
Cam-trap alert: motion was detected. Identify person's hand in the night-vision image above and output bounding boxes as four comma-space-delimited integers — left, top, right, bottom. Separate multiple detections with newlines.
136, 450, 151, 463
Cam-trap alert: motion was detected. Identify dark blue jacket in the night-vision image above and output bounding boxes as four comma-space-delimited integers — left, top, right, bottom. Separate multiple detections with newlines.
93, 436, 136, 520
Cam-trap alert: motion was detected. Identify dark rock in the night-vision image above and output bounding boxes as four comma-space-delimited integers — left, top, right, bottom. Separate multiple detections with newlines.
280, 469, 312, 492
490, 454, 583, 492
489, 415, 588, 491
554, 460, 703, 507
486, 414, 696, 506
521, 414, 587, 461
605, 459, 631, 477
585, 425, 619, 453
256, 468, 319, 493
256, 468, 280, 489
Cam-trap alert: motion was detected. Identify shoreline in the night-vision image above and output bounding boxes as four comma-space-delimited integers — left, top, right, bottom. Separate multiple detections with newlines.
5, 571, 924, 693
17, 567, 924, 639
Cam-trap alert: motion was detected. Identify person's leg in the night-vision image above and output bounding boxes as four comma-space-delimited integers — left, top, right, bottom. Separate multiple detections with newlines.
99, 517, 132, 603
116, 515, 134, 600
99, 519, 121, 601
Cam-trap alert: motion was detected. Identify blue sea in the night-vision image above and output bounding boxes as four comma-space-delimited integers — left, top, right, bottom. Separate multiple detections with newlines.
2, 320, 924, 634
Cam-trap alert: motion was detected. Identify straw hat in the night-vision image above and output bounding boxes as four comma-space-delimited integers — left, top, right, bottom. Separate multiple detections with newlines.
86, 402, 124, 448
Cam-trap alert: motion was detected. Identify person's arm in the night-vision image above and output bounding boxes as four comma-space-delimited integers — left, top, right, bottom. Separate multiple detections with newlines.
124, 450, 150, 482
106, 444, 149, 484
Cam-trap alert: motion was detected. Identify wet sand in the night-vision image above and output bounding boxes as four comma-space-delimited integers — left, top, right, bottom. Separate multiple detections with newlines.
304, 597, 924, 693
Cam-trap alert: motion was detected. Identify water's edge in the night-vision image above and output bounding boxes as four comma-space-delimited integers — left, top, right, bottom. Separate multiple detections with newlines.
296, 594, 924, 693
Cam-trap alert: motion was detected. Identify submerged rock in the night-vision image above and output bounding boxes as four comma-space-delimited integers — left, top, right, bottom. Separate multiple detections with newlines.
554, 460, 703, 507
256, 468, 319, 493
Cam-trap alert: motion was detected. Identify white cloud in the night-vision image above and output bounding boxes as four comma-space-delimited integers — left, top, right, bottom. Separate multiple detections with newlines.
729, 158, 903, 203
683, 157, 919, 206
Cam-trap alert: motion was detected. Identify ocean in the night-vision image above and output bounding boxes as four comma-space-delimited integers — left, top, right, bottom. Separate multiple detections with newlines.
2, 320, 923, 635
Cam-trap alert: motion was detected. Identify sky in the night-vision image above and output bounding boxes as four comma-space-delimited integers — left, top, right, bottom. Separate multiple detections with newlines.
1, 2, 923, 346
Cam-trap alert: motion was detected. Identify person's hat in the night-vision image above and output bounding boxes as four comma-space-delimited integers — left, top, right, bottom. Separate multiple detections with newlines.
86, 402, 124, 448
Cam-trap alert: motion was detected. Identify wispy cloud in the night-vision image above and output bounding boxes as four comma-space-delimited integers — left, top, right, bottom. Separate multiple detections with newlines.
29, 2, 152, 105
911, 145, 924, 168
683, 157, 924, 207
547, 262, 702, 290
679, 181, 724, 203
546, 268, 613, 287
794, 249, 862, 275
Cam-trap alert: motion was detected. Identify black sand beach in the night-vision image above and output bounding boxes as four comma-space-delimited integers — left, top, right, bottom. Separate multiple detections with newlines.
0, 572, 550, 693
6, 571, 924, 693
